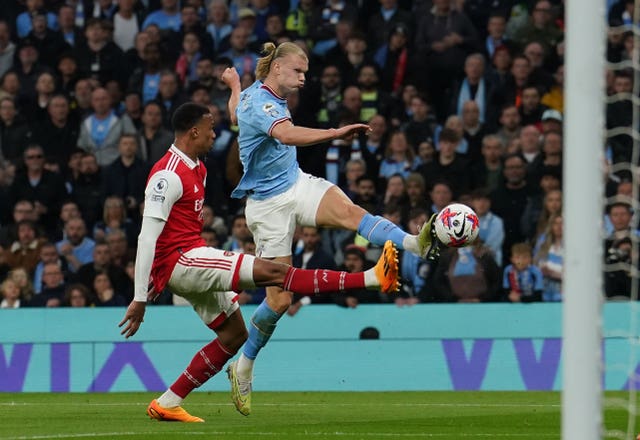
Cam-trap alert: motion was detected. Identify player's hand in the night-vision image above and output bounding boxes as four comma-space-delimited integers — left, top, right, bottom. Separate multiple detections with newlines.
221, 67, 240, 89
118, 301, 146, 339
334, 124, 371, 139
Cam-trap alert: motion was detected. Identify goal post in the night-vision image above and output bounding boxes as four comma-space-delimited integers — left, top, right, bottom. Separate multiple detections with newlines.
562, 0, 606, 439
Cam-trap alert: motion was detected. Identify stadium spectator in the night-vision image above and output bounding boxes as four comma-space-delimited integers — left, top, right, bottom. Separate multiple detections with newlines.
0, 21, 15, 78
503, 242, 543, 302
495, 104, 522, 149
63, 283, 93, 307
15, 0, 58, 38
0, 97, 32, 164
143, 0, 182, 31
32, 242, 69, 295
461, 100, 488, 164
75, 19, 125, 85
31, 94, 80, 170
57, 4, 85, 48
112, 0, 143, 52
3, 220, 44, 274
379, 130, 418, 180
8, 266, 35, 304
93, 270, 128, 306
490, 153, 531, 263
533, 213, 563, 301
518, 85, 548, 126
308, 0, 358, 57
432, 241, 501, 303
103, 134, 149, 220
0, 277, 22, 308
56, 217, 96, 273
93, 196, 139, 247
75, 241, 132, 302
24, 10, 70, 70
9, 144, 67, 234
30, 262, 67, 307
399, 208, 432, 304
470, 188, 505, 266
154, 70, 188, 129
418, 128, 471, 197
71, 153, 105, 229
0, 199, 38, 247
470, 134, 504, 192
78, 87, 137, 167
206, 0, 233, 54
401, 94, 437, 152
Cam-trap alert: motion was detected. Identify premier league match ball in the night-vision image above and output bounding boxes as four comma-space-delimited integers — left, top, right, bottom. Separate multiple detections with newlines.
434, 203, 480, 248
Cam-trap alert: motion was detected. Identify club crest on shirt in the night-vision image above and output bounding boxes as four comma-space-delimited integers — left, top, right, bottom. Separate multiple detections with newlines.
262, 102, 279, 118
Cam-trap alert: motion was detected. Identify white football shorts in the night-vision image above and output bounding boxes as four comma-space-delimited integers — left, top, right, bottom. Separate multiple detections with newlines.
167, 246, 256, 329
245, 171, 333, 258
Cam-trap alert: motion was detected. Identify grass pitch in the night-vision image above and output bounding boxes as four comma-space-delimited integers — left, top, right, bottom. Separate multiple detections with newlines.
0, 391, 635, 439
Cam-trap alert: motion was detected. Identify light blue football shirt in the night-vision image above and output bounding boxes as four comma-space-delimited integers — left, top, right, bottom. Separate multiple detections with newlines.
231, 81, 300, 200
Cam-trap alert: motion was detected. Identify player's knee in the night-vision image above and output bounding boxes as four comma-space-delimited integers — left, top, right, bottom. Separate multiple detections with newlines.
339, 202, 367, 230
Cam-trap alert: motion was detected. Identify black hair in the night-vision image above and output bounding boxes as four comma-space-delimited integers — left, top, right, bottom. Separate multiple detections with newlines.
171, 102, 210, 133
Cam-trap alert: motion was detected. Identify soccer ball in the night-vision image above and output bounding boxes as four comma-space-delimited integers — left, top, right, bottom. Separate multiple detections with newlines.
434, 203, 480, 248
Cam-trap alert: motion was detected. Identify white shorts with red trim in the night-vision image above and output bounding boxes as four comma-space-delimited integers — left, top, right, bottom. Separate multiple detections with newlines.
245, 171, 333, 258
167, 247, 256, 329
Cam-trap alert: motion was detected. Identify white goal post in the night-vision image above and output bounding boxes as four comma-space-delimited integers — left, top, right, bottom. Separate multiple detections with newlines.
562, 0, 606, 439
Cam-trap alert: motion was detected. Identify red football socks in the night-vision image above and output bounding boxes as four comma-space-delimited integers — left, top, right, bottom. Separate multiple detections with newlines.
282, 267, 365, 294
170, 339, 234, 398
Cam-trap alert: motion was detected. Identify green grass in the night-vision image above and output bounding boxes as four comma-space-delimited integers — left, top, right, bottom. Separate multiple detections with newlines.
0, 392, 635, 439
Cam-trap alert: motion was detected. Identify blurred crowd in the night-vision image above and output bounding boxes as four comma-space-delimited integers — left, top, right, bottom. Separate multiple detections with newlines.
0, 0, 637, 310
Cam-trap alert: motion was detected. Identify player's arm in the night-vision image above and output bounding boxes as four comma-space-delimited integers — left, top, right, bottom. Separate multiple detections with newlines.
221, 67, 241, 125
270, 119, 371, 147
119, 170, 183, 339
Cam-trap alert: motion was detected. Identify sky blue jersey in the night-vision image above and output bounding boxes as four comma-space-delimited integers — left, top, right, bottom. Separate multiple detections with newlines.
231, 81, 300, 200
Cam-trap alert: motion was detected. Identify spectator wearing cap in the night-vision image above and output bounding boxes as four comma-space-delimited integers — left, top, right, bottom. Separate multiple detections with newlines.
366, 0, 412, 50
0, 21, 15, 78
373, 24, 413, 94
540, 108, 562, 134
23, 9, 71, 70
15, 0, 58, 38
142, 0, 182, 31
